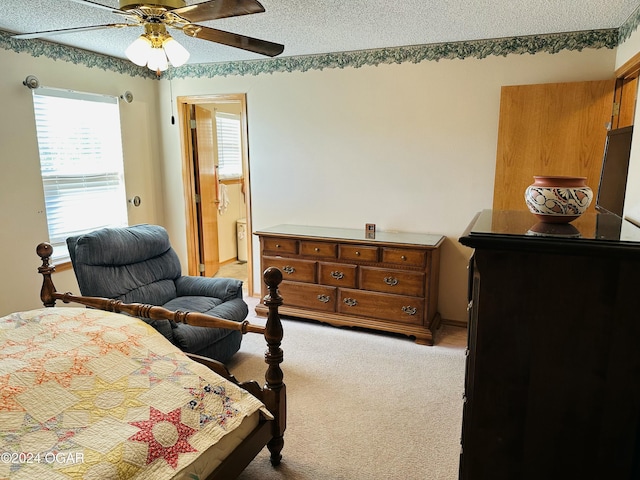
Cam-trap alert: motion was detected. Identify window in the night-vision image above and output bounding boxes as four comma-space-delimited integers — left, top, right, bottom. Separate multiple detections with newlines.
215, 112, 243, 180
32, 87, 128, 262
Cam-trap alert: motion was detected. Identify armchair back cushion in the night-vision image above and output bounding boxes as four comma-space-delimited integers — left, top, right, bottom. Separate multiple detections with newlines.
68, 224, 181, 306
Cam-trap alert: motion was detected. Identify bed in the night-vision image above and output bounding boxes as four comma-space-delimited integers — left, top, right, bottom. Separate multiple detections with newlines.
0, 242, 286, 480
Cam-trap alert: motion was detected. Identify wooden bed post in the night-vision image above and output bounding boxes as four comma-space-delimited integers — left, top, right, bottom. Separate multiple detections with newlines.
262, 266, 286, 466
37, 242, 57, 307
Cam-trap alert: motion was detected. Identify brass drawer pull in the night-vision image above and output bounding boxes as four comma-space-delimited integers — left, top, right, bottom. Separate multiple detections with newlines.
317, 294, 331, 303
401, 255, 407, 261
384, 276, 398, 286
282, 265, 295, 274
343, 297, 358, 307
402, 306, 417, 315
330, 271, 344, 280
355, 251, 361, 256
314, 247, 320, 252
275, 244, 281, 248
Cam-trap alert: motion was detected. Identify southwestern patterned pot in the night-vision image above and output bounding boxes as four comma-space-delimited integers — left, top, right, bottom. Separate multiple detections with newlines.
524, 175, 593, 223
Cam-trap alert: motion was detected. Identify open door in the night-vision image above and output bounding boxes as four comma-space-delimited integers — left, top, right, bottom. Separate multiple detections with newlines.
178, 94, 254, 296
192, 104, 220, 277
493, 79, 616, 212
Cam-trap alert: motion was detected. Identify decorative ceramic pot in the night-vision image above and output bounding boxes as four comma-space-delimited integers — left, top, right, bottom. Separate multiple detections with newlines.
524, 175, 593, 223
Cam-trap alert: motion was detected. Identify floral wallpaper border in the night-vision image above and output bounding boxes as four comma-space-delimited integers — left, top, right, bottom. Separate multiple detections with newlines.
0, 22, 634, 80
618, 3, 640, 44
0, 30, 156, 79
174, 29, 619, 79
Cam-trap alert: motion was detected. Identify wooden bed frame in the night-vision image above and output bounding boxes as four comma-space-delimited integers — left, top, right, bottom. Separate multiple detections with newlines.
36, 242, 286, 480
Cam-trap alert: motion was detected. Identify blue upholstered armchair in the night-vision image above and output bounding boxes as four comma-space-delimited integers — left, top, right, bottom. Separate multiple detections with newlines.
66, 224, 248, 363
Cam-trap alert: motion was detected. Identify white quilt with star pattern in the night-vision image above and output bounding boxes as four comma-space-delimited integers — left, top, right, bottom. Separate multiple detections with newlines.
0, 308, 270, 479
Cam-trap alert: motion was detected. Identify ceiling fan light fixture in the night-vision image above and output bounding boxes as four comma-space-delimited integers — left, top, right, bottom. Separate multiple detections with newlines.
124, 22, 188, 72
125, 35, 153, 66
14, 0, 283, 70
147, 45, 169, 72
162, 37, 190, 67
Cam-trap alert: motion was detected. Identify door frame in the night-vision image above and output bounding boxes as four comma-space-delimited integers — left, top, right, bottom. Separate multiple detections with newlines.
177, 93, 254, 296
613, 52, 640, 129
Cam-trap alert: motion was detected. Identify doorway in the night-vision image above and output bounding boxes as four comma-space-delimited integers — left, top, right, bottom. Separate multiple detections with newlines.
177, 93, 254, 296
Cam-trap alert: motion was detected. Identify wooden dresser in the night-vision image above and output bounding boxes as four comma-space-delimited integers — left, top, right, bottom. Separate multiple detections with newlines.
254, 225, 444, 345
458, 210, 640, 480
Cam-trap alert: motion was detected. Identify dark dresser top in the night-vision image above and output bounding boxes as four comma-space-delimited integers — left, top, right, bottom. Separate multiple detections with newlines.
459, 209, 640, 257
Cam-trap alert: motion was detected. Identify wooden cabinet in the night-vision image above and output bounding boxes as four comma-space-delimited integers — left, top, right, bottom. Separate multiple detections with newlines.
458, 210, 640, 480
255, 225, 444, 345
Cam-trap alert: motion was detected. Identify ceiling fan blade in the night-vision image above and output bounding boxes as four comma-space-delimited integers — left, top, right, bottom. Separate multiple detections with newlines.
187, 25, 283, 57
173, 0, 265, 23
65, 0, 128, 16
13, 24, 135, 40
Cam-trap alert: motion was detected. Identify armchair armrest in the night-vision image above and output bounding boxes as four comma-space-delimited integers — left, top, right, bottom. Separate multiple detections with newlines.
208, 298, 249, 323
175, 275, 244, 302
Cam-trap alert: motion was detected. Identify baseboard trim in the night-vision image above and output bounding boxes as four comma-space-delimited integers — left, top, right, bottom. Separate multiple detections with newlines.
220, 257, 239, 267
441, 318, 468, 329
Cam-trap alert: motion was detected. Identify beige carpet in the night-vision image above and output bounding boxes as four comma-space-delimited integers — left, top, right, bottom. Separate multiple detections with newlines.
227, 295, 467, 480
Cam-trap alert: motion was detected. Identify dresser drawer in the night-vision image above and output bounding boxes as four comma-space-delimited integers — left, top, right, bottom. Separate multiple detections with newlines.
278, 281, 336, 312
359, 267, 425, 297
338, 288, 424, 325
263, 256, 316, 283
318, 262, 357, 288
339, 244, 379, 262
381, 247, 426, 267
300, 241, 337, 258
262, 237, 298, 255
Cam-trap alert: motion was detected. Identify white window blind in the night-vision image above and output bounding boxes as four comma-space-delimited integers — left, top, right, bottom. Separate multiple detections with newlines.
32, 87, 128, 262
215, 112, 243, 180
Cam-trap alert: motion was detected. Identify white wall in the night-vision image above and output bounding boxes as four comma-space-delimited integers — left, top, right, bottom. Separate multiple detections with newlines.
0, 48, 164, 315
0, 42, 625, 323
157, 47, 617, 323
617, 28, 640, 226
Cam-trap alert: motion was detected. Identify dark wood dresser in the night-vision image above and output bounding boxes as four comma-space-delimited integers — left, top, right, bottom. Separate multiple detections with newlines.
254, 225, 444, 345
458, 209, 640, 480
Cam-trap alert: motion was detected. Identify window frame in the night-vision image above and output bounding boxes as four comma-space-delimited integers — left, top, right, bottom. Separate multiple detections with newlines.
32, 86, 129, 264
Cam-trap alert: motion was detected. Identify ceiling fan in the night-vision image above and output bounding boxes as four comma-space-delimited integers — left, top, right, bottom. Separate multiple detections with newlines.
13, 0, 284, 73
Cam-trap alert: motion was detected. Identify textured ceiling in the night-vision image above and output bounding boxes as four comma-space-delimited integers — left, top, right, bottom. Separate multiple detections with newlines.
1, 0, 640, 65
